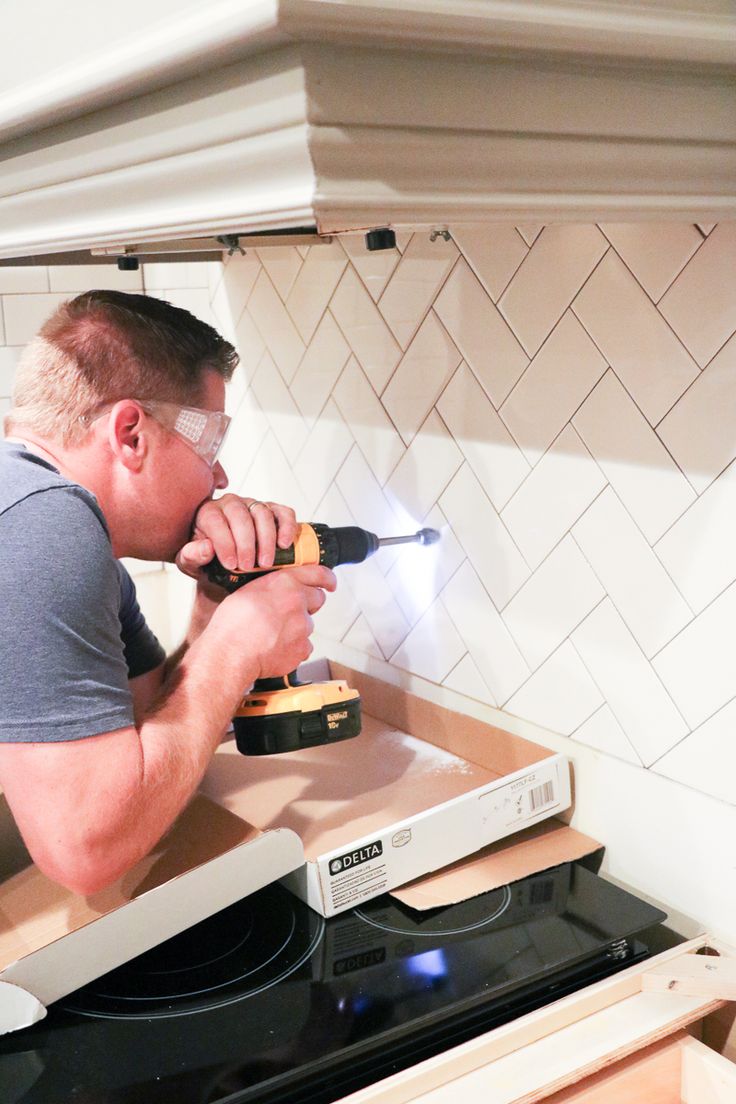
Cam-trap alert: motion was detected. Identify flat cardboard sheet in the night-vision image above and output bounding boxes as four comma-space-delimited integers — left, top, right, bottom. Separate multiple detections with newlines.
391, 819, 602, 910
0, 795, 258, 969
201, 713, 502, 861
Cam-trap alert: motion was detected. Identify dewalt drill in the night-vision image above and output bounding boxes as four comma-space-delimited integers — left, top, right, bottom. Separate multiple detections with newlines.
205, 523, 439, 756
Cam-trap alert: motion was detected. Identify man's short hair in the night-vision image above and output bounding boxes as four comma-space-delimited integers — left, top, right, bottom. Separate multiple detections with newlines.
5, 289, 238, 444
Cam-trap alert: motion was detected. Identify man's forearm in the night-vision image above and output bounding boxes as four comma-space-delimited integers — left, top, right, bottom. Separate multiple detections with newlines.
164, 580, 225, 678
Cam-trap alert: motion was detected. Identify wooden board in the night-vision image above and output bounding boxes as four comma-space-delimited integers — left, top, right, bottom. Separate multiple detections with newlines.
337, 938, 721, 1104
539, 1032, 687, 1104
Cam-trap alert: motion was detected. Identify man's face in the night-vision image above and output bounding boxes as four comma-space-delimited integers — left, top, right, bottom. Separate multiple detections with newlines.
143, 369, 229, 560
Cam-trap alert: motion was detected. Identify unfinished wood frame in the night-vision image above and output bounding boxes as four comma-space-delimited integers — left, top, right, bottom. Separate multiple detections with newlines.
338, 938, 736, 1104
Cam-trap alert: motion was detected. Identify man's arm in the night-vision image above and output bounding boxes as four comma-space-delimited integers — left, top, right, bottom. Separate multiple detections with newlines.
0, 565, 335, 896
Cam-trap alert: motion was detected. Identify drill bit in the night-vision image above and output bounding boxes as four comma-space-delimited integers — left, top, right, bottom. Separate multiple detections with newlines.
376, 528, 440, 548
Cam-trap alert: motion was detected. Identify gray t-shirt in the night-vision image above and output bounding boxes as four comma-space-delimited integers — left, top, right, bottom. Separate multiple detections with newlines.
0, 441, 166, 742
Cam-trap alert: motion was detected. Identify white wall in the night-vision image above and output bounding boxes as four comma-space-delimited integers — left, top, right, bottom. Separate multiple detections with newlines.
2, 223, 735, 938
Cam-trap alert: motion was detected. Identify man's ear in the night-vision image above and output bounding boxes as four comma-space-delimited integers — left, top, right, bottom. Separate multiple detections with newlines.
107, 401, 149, 471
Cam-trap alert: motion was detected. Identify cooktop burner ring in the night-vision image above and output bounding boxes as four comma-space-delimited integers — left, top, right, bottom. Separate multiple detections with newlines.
355, 884, 512, 936
62, 885, 326, 1020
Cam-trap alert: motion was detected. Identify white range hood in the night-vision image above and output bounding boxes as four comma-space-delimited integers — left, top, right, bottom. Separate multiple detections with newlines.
1, 0, 734, 261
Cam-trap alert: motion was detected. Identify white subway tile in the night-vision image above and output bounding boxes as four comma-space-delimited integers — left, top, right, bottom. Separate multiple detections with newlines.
572, 250, 699, 424
315, 593, 362, 654
502, 536, 605, 670
391, 599, 467, 683
439, 463, 530, 609
213, 252, 262, 337
340, 235, 401, 301
256, 247, 303, 301
2, 294, 69, 345
343, 614, 384, 660
242, 429, 309, 519
331, 266, 401, 394
655, 460, 736, 614
219, 386, 270, 492
233, 309, 266, 386
657, 332, 736, 493
658, 223, 736, 368
441, 561, 530, 703
442, 653, 497, 706
501, 424, 605, 569
434, 258, 528, 407
382, 311, 461, 445
0, 267, 48, 294
250, 352, 308, 465
573, 370, 696, 542
247, 270, 305, 384
341, 556, 411, 659
654, 698, 736, 804
295, 398, 354, 515
573, 488, 692, 658
499, 225, 608, 356
378, 233, 458, 348
209, 277, 238, 346
207, 260, 225, 298
285, 242, 348, 344
47, 263, 143, 293
571, 599, 688, 765
452, 224, 528, 301
438, 362, 530, 510
332, 357, 405, 485
652, 580, 736, 729
142, 261, 210, 290
572, 705, 641, 766
385, 409, 464, 524
290, 311, 351, 427
500, 311, 607, 466
599, 223, 702, 302
505, 641, 603, 736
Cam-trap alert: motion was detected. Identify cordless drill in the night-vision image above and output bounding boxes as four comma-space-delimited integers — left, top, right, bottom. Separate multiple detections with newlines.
204, 523, 439, 756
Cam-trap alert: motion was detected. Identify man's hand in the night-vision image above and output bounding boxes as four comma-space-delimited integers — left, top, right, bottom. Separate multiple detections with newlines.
176, 496, 299, 577
210, 565, 337, 680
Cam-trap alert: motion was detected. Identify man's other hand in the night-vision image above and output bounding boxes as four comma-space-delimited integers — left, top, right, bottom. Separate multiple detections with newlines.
211, 565, 337, 680
176, 496, 299, 577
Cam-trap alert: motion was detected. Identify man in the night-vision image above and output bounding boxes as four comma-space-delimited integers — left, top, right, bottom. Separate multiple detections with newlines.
0, 289, 335, 895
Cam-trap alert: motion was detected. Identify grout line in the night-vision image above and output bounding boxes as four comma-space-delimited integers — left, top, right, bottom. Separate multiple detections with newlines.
501, 233, 610, 354
647, 694, 736, 771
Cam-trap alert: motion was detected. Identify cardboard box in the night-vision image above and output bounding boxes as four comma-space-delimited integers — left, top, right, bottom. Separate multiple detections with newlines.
200, 662, 575, 918
0, 796, 303, 1034
0, 660, 584, 1034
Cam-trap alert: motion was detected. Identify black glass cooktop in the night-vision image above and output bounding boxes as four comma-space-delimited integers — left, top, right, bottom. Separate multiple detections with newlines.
0, 862, 666, 1104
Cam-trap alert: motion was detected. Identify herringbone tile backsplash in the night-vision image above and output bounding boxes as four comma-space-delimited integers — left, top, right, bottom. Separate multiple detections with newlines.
211, 223, 736, 808
1, 224, 734, 809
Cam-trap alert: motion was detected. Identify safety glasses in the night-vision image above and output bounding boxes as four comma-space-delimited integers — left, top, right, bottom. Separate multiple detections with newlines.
80, 400, 231, 468
140, 401, 231, 468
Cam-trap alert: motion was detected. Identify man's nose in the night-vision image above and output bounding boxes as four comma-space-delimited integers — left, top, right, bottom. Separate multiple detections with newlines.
212, 460, 229, 491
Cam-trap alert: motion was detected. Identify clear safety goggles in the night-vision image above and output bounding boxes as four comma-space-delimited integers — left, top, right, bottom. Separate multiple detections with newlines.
80, 400, 231, 468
